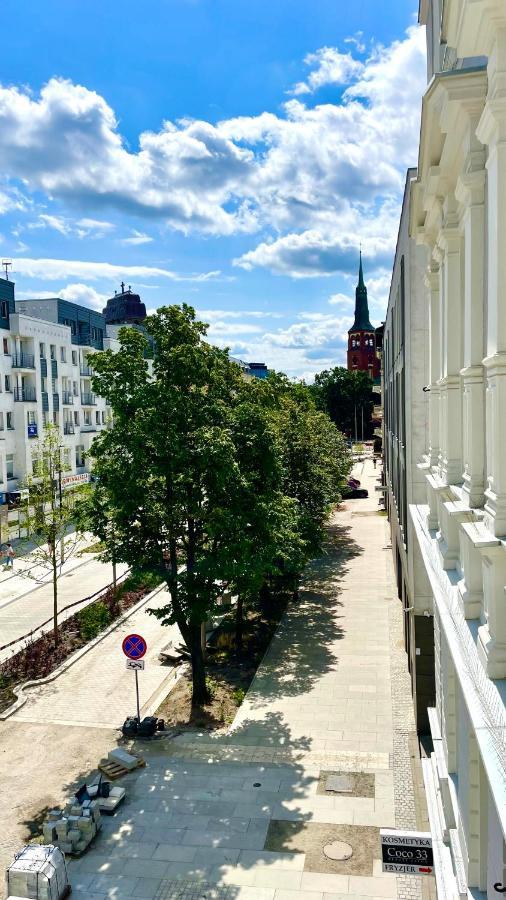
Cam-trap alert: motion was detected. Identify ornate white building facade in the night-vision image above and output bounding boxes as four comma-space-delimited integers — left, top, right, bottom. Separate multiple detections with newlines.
408, 0, 506, 895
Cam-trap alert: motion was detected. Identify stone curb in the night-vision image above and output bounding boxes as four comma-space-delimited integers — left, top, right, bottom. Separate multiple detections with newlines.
0, 582, 166, 721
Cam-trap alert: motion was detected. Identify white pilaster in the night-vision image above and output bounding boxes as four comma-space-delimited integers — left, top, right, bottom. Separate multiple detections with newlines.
477, 32, 506, 536
438, 211, 463, 486
456, 163, 486, 508
477, 545, 506, 678
427, 265, 441, 469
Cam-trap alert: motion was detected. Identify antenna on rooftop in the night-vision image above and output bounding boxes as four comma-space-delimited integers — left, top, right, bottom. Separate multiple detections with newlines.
2, 259, 12, 280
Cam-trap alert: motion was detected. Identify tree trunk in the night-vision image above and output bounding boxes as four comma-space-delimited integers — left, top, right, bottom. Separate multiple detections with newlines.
189, 622, 208, 707
52, 544, 59, 647
235, 594, 244, 653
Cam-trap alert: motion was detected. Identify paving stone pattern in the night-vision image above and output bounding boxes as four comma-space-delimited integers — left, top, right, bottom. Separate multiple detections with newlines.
58, 459, 433, 900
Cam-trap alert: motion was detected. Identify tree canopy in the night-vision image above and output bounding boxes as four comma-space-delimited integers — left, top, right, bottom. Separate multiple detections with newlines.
310, 366, 374, 438
86, 305, 351, 705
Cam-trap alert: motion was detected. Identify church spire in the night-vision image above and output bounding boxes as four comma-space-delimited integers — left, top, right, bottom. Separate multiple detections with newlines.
349, 250, 374, 332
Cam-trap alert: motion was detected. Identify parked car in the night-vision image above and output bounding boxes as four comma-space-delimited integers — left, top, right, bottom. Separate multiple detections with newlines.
342, 485, 369, 499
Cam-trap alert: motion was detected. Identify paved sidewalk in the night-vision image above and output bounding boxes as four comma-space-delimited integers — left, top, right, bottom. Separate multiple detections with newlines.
10, 586, 180, 727
65, 459, 433, 900
0, 554, 129, 661
0, 587, 180, 887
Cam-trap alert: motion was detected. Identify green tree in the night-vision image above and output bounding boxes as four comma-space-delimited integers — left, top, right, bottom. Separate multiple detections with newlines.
311, 367, 373, 439
87, 305, 289, 704
20, 425, 88, 646
252, 374, 352, 600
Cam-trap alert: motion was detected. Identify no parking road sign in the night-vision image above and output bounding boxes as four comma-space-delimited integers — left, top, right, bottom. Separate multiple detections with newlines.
122, 633, 147, 660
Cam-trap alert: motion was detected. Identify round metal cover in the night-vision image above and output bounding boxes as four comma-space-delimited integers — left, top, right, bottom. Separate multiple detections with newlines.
323, 840, 353, 861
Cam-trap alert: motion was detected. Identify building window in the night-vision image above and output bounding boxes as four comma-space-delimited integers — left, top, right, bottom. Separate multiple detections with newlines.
60, 347, 66, 363
72, 350, 77, 366
6, 454, 14, 479
53, 411, 58, 425
84, 410, 91, 426
73, 381, 78, 396
3, 337, 9, 355
4, 375, 10, 392
50, 344, 56, 360
27, 410, 36, 425
76, 445, 85, 468
101, 410, 105, 424
1, 300, 8, 318
95, 411, 100, 425
6, 412, 13, 430
39, 342, 45, 358
0, 412, 3, 430
74, 410, 79, 425
42, 411, 48, 427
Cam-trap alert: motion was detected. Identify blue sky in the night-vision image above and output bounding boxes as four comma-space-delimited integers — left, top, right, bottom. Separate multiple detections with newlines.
0, 0, 425, 378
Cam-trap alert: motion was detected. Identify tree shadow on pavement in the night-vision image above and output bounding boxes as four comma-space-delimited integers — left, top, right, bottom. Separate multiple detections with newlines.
242, 520, 363, 706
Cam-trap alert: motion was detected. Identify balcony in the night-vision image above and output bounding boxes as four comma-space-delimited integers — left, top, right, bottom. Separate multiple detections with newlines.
53, 393, 60, 412
63, 422, 75, 435
81, 392, 96, 406
40, 358, 47, 377
14, 387, 37, 402
62, 391, 74, 405
12, 352, 35, 369
80, 365, 92, 377
81, 425, 97, 433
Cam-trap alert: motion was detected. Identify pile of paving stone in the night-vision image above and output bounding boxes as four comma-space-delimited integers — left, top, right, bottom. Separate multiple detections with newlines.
42, 800, 101, 856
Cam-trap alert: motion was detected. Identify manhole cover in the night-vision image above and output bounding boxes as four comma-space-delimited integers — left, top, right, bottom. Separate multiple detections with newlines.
323, 840, 353, 861
325, 774, 353, 793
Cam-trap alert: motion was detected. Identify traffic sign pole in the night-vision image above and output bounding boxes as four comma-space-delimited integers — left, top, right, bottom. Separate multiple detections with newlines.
135, 669, 141, 720
122, 633, 147, 721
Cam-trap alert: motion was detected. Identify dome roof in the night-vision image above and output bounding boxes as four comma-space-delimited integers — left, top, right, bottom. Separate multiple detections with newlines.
103, 283, 147, 325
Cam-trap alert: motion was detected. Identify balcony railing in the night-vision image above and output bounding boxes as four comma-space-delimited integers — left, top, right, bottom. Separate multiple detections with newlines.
14, 387, 37, 402
12, 352, 35, 369
81, 392, 96, 406
51, 359, 58, 378
81, 425, 97, 433
80, 365, 92, 377
53, 393, 60, 412
63, 422, 75, 435
62, 391, 74, 405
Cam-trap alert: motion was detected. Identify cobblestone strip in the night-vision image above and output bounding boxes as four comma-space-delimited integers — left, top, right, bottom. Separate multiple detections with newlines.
162, 740, 390, 770
386, 539, 423, 900
155, 882, 235, 899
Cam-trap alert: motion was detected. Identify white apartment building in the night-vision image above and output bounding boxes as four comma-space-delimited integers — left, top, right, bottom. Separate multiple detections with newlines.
406, 0, 506, 896
0, 283, 140, 501
383, 169, 432, 733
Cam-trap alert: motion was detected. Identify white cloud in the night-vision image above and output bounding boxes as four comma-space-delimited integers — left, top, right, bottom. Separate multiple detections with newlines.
120, 230, 153, 245
0, 24, 425, 259
196, 308, 284, 321
235, 229, 394, 278
59, 283, 108, 310
263, 313, 351, 349
11, 257, 220, 282
31, 213, 115, 239
290, 47, 364, 96
328, 292, 354, 307
207, 321, 264, 338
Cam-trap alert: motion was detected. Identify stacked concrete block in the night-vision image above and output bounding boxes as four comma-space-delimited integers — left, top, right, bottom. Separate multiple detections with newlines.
43, 800, 101, 857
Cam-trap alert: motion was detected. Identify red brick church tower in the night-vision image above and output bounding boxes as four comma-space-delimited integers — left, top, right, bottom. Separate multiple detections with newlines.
347, 253, 380, 380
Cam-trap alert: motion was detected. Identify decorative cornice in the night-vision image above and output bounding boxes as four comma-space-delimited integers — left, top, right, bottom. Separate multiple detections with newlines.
476, 96, 506, 146
455, 168, 486, 207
